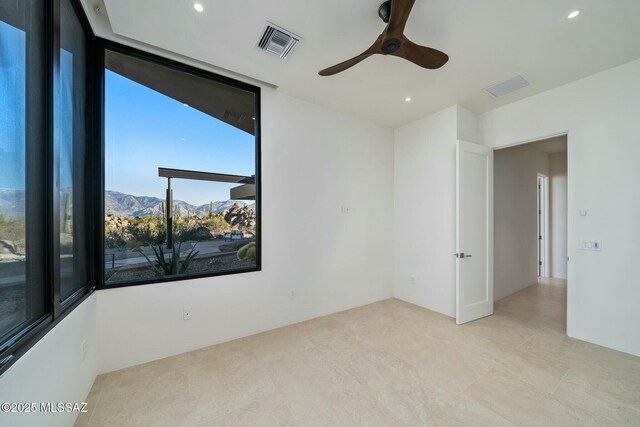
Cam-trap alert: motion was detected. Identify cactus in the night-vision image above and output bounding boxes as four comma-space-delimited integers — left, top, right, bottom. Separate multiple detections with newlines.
63, 192, 72, 234
209, 201, 213, 218
161, 201, 166, 219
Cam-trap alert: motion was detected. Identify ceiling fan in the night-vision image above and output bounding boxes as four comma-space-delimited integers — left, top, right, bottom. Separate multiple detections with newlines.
318, 0, 449, 76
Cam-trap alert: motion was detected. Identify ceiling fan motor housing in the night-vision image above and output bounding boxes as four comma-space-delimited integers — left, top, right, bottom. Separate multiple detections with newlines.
378, 1, 391, 23
382, 38, 401, 54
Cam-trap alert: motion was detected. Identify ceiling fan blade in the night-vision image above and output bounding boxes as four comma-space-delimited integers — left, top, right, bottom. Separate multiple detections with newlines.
318, 53, 375, 76
391, 36, 449, 69
386, 0, 416, 37
318, 35, 383, 76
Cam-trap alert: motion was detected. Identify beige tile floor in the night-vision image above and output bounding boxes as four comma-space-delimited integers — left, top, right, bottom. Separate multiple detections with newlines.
76, 279, 640, 426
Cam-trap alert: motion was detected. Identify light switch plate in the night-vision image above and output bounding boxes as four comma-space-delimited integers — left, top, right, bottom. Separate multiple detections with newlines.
580, 240, 602, 251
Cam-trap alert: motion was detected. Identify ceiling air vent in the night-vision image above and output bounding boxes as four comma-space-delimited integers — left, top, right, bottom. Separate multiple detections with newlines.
257, 22, 300, 59
484, 75, 530, 98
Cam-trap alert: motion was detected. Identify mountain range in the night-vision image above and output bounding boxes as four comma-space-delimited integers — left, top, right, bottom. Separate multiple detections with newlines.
106, 191, 254, 217
0, 189, 25, 219
0, 189, 254, 219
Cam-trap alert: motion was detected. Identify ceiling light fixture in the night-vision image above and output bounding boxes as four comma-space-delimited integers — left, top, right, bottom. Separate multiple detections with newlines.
405, 97, 412, 102
193, 2, 204, 13
566, 10, 581, 20
183, 103, 189, 107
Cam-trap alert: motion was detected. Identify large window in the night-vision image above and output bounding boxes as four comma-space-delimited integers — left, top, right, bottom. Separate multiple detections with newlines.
102, 47, 260, 285
0, 0, 259, 373
0, 0, 48, 351
0, 0, 94, 374
57, 0, 91, 302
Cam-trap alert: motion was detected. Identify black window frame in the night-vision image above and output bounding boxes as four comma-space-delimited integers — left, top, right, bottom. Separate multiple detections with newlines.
0, 0, 98, 376
96, 40, 262, 290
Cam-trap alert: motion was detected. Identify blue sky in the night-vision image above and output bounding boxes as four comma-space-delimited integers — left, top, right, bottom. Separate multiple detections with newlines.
0, 21, 26, 191
1, 21, 73, 193
105, 70, 255, 206
1, 18, 254, 207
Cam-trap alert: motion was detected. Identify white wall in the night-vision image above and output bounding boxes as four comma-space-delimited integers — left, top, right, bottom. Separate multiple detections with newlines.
97, 89, 395, 373
493, 144, 549, 300
457, 106, 479, 143
479, 59, 640, 356
393, 106, 474, 317
549, 151, 568, 279
0, 295, 98, 427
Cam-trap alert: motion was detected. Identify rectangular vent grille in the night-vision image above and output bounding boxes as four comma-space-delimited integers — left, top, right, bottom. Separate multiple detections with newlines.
257, 22, 300, 59
484, 75, 530, 98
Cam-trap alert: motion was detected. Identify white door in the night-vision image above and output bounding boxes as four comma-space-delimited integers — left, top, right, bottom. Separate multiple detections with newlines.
456, 140, 493, 325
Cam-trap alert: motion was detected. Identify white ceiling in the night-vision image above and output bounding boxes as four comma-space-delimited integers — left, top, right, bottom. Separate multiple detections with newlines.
83, 0, 640, 128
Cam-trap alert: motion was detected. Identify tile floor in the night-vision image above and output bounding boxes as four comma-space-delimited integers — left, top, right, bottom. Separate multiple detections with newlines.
75, 279, 640, 426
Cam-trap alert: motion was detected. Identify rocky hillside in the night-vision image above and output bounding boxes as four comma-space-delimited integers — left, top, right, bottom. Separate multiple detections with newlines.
223, 204, 257, 228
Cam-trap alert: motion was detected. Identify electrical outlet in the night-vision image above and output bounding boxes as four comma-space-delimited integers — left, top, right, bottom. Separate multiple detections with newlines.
81, 339, 87, 361
183, 307, 192, 321
340, 206, 351, 214
289, 289, 296, 299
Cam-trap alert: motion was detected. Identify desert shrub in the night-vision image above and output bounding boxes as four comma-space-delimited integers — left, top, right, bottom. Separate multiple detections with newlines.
0, 214, 25, 254
206, 215, 231, 238
0, 214, 25, 242
105, 225, 128, 249
172, 216, 200, 242
104, 213, 233, 250
128, 216, 166, 246
237, 241, 256, 262
173, 214, 231, 241
244, 245, 256, 262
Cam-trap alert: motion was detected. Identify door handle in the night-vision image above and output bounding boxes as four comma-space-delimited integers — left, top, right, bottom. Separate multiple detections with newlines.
454, 253, 473, 258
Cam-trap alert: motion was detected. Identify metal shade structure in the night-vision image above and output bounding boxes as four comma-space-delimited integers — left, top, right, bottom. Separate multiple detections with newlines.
158, 167, 255, 184
106, 50, 256, 135
159, 168, 256, 248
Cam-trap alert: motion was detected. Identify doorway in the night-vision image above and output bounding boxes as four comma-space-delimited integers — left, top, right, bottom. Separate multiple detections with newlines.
493, 135, 568, 330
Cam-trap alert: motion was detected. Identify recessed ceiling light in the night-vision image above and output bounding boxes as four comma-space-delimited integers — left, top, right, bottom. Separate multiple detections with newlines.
566, 10, 581, 20
404, 97, 412, 102
193, 3, 204, 13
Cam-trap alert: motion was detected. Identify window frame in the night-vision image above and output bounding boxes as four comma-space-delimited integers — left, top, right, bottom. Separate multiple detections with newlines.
95, 40, 262, 290
0, 0, 97, 376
